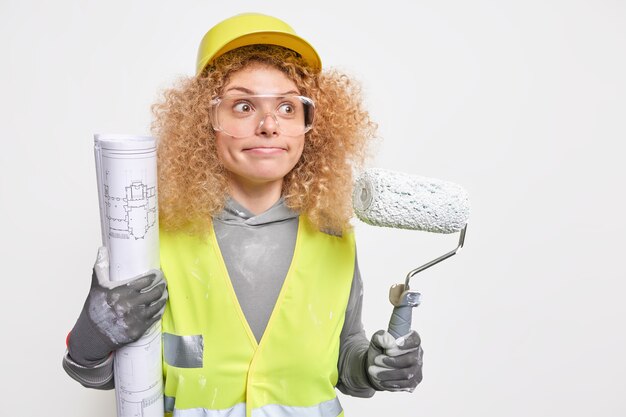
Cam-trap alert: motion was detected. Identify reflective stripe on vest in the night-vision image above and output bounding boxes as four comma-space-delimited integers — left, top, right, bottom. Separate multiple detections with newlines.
165, 398, 342, 417
160, 217, 354, 417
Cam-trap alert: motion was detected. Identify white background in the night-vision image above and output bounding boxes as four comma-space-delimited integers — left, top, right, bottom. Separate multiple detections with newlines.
1, 0, 624, 416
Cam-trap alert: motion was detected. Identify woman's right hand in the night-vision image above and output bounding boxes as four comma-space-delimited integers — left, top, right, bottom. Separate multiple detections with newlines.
67, 247, 168, 366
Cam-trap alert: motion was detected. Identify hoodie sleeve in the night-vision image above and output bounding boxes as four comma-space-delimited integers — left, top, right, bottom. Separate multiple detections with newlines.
336, 255, 376, 397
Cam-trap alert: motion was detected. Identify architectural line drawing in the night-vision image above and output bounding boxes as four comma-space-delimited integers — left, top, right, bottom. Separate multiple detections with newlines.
104, 177, 157, 240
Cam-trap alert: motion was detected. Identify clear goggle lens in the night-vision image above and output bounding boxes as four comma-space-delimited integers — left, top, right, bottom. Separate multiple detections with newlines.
210, 94, 315, 138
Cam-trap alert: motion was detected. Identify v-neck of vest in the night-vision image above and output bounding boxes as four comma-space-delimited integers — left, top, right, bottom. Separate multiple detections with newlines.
208, 216, 304, 350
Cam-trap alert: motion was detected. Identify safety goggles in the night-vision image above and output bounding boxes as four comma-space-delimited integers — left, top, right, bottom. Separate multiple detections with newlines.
210, 94, 315, 138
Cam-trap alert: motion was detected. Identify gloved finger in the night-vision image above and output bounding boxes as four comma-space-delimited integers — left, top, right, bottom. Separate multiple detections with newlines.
144, 308, 166, 332
368, 364, 396, 380
378, 351, 419, 368
93, 247, 110, 286
144, 298, 167, 320
139, 269, 166, 293
371, 330, 397, 351
396, 330, 421, 350
153, 285, 168, 304
155, 293, 167, 316
376, 365, 418, 382
133, 282, 167, 306
384, 331, 421, 357
378, 377, 419, 391
107, 268, 164, 290
153, 286, 169, 309
373, 353, 393, 368
125, 273, 160, 292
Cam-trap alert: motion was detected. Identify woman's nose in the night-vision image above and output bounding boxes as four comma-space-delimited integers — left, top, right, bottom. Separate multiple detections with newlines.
256, 113, 279, 137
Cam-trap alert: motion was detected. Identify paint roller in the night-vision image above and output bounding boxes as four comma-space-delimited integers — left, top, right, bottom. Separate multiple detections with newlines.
353, 168, 470, 339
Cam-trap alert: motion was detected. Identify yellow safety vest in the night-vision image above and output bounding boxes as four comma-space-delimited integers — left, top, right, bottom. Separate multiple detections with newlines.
160, 216, 356, 417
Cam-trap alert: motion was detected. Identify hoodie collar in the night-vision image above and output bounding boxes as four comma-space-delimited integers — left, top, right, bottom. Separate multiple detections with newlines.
215, 197, 298, 226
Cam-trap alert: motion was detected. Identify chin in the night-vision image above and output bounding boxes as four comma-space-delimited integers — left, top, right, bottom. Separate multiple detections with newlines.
245, 170, 290, 183
240, 161, 296, 182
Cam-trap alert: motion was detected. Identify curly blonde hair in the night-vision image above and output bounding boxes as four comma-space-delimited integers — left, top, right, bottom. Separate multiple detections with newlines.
152, 45, 377, 235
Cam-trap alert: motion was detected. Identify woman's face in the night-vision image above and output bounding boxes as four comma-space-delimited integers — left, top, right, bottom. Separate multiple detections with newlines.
214, 64, 306, 190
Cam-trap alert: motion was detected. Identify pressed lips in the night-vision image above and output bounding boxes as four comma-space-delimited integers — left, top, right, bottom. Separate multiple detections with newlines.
242, 146, 287, 155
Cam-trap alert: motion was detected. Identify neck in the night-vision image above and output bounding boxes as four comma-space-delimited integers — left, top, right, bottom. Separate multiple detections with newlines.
227, 176, 283, 215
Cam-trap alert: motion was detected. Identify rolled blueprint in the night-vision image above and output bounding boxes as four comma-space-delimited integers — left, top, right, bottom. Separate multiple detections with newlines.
94, 134, 163, 417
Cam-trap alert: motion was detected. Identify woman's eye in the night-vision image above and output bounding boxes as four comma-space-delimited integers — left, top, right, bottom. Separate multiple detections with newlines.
278, 103, 296, 115
233, 102, 253, 113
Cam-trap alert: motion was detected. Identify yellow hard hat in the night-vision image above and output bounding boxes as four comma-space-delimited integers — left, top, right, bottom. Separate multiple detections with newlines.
196, 13, 322, 75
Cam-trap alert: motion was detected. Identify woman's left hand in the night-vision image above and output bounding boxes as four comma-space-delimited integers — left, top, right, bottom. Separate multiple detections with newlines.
365, 329, 423, 392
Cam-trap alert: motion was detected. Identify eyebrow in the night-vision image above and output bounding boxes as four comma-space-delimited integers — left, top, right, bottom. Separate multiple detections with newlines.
224, 86, 300, 95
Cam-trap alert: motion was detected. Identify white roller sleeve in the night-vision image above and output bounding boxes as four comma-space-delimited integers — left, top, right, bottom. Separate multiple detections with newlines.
94, 134, 164, 417
353, 168, 470, 234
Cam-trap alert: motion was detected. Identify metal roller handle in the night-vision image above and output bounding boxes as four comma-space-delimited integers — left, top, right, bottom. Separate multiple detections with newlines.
387, 224, 467, 338
404, 224, 467, 288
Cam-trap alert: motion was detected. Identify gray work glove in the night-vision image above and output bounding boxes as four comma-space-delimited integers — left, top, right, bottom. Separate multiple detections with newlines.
366, 329, 423, 392
67, 247, 168, 366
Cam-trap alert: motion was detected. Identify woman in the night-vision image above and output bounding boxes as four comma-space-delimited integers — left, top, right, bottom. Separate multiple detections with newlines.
64, 13, 422, 416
